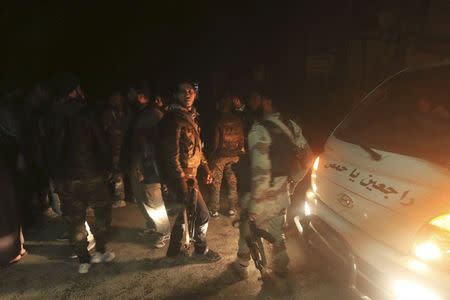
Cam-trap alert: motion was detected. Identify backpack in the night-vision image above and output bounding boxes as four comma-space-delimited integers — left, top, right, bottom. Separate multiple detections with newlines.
260, 119, 311, 184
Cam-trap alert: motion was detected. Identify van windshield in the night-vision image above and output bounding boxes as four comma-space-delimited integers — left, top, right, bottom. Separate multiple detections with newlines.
335, 66, 450, 167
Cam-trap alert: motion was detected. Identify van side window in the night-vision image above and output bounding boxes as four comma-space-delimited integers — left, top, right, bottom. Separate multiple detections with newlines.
335, 66, 450, 167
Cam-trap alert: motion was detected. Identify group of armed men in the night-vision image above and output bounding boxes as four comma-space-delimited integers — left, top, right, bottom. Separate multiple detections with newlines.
4, 74, 311, 280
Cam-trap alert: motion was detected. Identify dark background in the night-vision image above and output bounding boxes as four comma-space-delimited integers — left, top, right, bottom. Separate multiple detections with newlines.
1, 1, 303, 93
2, 0, 450, 147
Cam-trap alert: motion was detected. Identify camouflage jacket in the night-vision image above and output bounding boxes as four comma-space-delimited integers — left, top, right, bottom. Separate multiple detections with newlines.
248, 113, 309, 221
209, 111, 245, 159
158, 104, 210, 191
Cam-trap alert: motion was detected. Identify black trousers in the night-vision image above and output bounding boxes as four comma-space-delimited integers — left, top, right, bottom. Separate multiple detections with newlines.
166, 180, 210, 256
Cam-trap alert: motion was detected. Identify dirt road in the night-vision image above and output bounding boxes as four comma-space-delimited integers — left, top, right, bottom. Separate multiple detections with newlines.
0, 204, 352, 300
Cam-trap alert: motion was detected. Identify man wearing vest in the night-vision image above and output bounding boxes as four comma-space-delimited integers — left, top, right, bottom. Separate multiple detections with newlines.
233, 86, 310, 281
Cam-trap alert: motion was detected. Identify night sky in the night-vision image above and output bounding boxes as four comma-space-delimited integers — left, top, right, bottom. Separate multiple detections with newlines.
1, 1, 311, 93
1, 0, 426, 129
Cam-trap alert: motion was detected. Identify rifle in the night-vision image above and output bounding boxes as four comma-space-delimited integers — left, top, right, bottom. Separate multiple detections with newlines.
182, 178, 198, 250
234, 211, 276, 278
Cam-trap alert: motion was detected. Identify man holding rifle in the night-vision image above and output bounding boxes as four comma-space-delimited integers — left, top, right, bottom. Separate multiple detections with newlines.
158, 81, 220, 262
233, 85, 311, 281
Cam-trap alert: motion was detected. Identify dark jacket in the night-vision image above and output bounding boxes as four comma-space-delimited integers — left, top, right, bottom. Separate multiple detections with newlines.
102, 107, 130, 172
52, 102, 111, 180
210, 111, 245, 160
158, 105, 210, 192
130, 105, 164, 184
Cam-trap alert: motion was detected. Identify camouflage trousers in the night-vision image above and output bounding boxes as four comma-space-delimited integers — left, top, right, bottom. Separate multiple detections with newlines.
237, 193, 289, 275
60, 176, 112, 263
209, 156, 239, 212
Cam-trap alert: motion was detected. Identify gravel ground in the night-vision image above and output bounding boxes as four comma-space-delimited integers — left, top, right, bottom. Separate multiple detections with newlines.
0, 203, 353, 300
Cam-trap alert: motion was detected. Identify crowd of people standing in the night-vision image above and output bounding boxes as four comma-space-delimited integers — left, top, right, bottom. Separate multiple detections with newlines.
0, 74, 311, 282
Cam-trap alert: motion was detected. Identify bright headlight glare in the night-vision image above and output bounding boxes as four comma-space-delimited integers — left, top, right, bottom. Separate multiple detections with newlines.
430, 214, 450, 232
304, 201, 312, 216
313, 156, 320, 171
413, 216, 450, 263
311, 157, 320, 193
414, 241, 442, 261
393, 280, 439, 300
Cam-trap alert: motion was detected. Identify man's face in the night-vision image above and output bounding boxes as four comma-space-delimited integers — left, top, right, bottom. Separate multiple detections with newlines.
137, 93, 149, 105
155, 96, 164, 108
261, 98, 273, 115
232, 97, 242, 109
109, 94, 124, 110
248, 93, 262, 111
176, 83, 196, 109
68, 85, 85, 102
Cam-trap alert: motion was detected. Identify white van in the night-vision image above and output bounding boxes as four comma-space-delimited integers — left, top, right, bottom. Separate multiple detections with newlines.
295, 63, 450, 300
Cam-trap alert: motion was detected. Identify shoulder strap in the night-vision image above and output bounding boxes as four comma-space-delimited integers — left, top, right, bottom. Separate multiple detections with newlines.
260, 119, 295, 142
173, 110, 201, 139
284, 119, 297, 139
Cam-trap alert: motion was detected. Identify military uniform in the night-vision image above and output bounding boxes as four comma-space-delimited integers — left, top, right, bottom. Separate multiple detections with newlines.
208, 112, 245, 213
237, 112, 309, 275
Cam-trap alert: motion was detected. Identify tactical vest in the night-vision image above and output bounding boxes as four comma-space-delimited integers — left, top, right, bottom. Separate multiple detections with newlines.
260, 119, 307, 179
217, 113, 244, 157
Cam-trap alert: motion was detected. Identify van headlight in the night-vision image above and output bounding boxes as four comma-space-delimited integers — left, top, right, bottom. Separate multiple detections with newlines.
393, 279, 439, 300
413, 214, 450, 262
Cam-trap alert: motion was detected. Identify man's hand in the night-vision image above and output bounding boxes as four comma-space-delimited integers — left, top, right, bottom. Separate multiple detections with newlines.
248, 212, 258, 222
137, 174, 144, 183
133, 169, 144, 183
205, 173, 213, 185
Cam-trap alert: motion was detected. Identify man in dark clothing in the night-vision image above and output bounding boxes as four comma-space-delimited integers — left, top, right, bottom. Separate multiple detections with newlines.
51, 79, 115, 274
234, 91, 264, 197
102, 92, 130, 208
0, 104, 26, 266
159, 81, 220, 262
208, 95, 245, 217
129, 86, 170, 248
27, 83, 62, 219
119, 81, 152, 203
